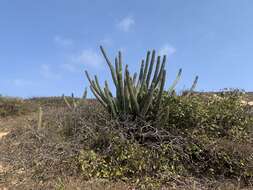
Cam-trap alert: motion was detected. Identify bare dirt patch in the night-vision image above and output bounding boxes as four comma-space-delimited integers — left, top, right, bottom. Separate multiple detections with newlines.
0, 114, 37, 189
0, 132, 8, 140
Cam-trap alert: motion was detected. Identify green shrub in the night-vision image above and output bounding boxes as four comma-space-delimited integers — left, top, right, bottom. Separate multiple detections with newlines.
159, 90, 252, 139
77, 130, 186, 189
78, 136, 184, 181
58, 90, 253, 188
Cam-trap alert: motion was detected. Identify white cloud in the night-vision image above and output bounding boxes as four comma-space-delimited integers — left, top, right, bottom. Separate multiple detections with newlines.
73, 49, 103, 67
40, 64, 61, 80
12, 79, 33, 87
61, 63, 79, 72
54, 35, 73, 47
62, 49, 103, 72
159, 44, 176, 56
100, 38, 113, 46
117, 16, 135, 32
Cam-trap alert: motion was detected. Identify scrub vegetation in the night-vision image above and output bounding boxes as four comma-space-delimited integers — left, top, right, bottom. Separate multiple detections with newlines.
0, 47, 253, 190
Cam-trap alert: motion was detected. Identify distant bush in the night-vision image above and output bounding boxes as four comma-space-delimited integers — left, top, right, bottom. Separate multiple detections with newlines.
29, 97, 68, 108
30, 91, 87, 110
0, 97, 36, 117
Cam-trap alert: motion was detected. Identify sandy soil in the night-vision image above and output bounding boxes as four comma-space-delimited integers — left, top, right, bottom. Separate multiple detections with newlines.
0, 114, 35, 190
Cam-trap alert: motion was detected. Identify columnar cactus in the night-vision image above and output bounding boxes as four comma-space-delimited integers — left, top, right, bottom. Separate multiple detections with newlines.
85, 46, 198, 119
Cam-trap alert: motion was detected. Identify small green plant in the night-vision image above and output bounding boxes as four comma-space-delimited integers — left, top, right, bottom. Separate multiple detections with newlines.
85, 46, 198, 119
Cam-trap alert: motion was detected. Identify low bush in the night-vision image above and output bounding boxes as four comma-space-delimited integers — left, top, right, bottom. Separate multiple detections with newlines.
29, 96, 71, 108
0, 97, 36, 117
159, 90, 252, 139
2, 92, 251, 189
58, 90, 253, 189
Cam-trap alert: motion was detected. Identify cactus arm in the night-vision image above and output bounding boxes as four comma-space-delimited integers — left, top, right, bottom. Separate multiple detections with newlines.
140, 81, 156, 116
157, 70, 166, 109
133, 72, 138, 86
132, 72, 138, 95
105, 80, 117, 111
100, 46, 118, 87
143, 51, 151, 82
146, 50, 156, 88
85, 71, 103, 98
63, 95, 72, 110
140, 51, 151, 93
118, 52, 125, 112
91, 80, 104, 99
190, 76, 199, 92
115, 57, 120, 99
90, 85, 107, 108
155, 55, 166, 87
104, 81, 117, 118
124, 65, 130, 113
115, 57, 123, 110
94, 76, 107, 100
126, 67, 140, 114
137, 60, 145, 86
124, 77, 130, 112
87, 74, 107, 104
168, 68, 182, 95
185, 76, 199, 97
118, 52, 124, 101
82, 88, 87, 99
85, 70, 94, 87
151, 55, 161, 87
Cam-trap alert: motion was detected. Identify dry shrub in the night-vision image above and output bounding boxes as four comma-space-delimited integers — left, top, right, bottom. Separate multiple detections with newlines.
1, 93, 253, 189
53, 91, 253, 189
0, 97, 36, 117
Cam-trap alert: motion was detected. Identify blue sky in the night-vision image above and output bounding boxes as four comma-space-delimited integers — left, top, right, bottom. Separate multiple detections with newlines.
0, 0, 253, 97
